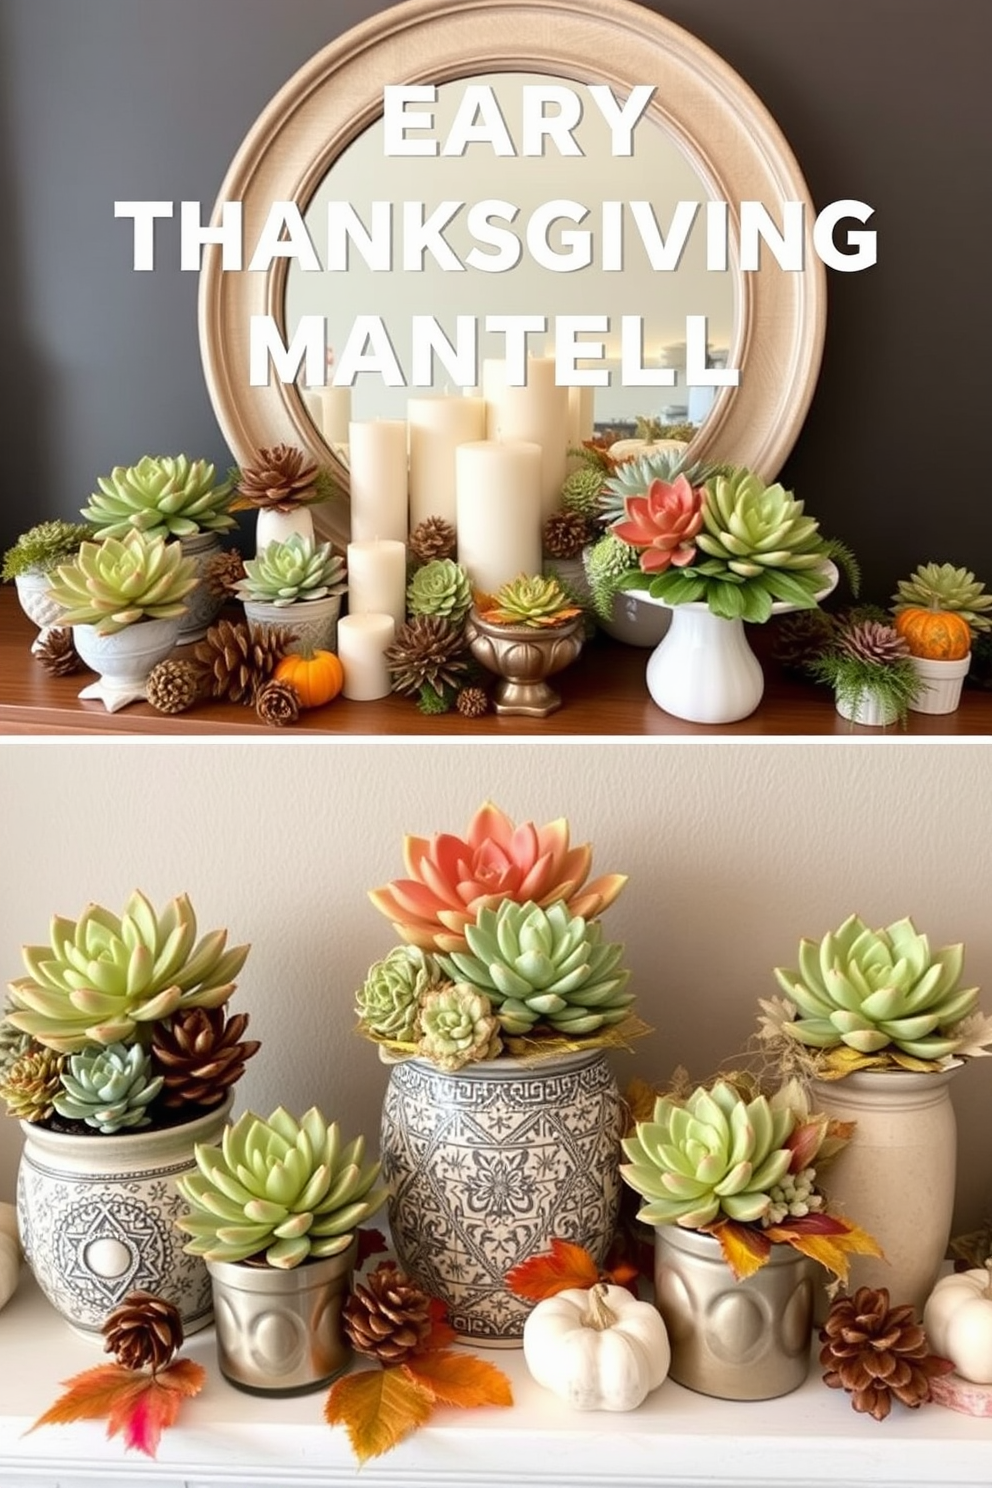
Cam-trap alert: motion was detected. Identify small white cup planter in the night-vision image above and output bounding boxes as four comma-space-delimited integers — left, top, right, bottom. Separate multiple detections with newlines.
72, 616, 182, 711
14, 570, 66, 654
908, 653, 971, 715
834, 686, 899, 728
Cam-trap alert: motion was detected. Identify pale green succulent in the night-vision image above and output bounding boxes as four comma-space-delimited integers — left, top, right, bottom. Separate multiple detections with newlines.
175, 1106, 387, 1268
82, 455, 236, 540
620, 1080, 795, 1228
478, 574, 581, 628
234, 534, 347, 607
438, 899, 632, 1036
772, 913, 981, 1062
407, 559, 472, 624
600, 448, 723, 526
417, 984, 502, 1070
559, 464, 606, 519
355, 945, 443, 1042
582, 532, 640, 621
44, 530, 198, 634
2, 521, 92, 581
5, 890, 251, 1055
892, 563, 992, 633
53, 1041, 163, 1133
0, 1013, 32, 1080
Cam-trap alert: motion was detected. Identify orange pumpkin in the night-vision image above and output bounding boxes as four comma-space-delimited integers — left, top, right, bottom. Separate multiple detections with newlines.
274, 648, 343, 708
894, 607, 971, 660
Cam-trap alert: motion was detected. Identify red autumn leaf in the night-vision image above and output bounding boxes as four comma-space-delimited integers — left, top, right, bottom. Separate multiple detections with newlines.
786, 1117, 829, 1173
356, 1227, 389, 1267
423, 1296, 457, 1350
505, 1238, 600, 1300
325, 1365, 435, 1464
765, 1212, 853, 1240
29, 1359, 205, 1459
403, 1349, 513, 1409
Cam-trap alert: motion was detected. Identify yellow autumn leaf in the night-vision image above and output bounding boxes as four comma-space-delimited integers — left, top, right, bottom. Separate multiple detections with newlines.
325, 1366, 435, 1463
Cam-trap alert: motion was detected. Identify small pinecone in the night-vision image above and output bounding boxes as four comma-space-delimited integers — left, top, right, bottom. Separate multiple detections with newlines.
151, 1007, 260, 1109
236, 443, 319, 510
34, 627, 83, 677
456, 685, 489, 718
543, 509, 595, 560
146, 658, 201, 714
837, 620, 910, 666
193, 619, 294, 704
343, 1262, 434, 1365
819, 1286, 953, 1420
102, 1291, 184, 1373
0, 1045, 65, 1122
408, 516, 457, 564
385, 615, 469, 698
771, 609, 839, 673
255, 677, 301, 726
201, 547, 246, 598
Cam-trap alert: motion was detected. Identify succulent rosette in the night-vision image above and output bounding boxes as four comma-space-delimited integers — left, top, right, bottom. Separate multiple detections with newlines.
355, 945, 443, 1043
417, 984, 502, 1070
45, 530, 198, 634
476, 574, 580, 628
407, 559, 473, 624
82, 454, 236, 540
234, 533, 346, 607
612, 475, 704, 574
53, 1041, 163, 1134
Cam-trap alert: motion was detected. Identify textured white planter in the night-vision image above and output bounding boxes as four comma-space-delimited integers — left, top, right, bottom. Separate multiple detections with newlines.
176, 531, 225, 643
14, 569, 66, 654
243, 593, 342, 654
72, 616, 182, 711
908, 653, 970, 715
599, 590, 672, 648
255, 506, 315, 553
835, 686, 899, 728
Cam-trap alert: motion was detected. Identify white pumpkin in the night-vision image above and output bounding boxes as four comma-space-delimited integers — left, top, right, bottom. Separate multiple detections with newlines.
923, 1263, 992, 1383
522, 1282, 670, 1411
608, 437, 689, 463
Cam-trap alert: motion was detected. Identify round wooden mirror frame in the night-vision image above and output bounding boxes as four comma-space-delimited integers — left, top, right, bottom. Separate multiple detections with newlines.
199, 0, 826, 547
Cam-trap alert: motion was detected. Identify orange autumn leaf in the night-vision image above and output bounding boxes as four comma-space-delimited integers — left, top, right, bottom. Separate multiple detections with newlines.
30, 1359, 205, 1459
325, 1365, 435, 1464
403, 1349, 513, 1409
505, 1237, 600, 1300
424, 1296, 457, 1351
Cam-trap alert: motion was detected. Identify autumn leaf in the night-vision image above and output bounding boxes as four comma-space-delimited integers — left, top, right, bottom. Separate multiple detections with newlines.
403, 1349, 513, 1409
29, 1359, 206, 1459
356, 1227, 389, 1268
325, 1366, 435, 1464
623, 1075, 660, 1128
423, 1296, 457, 1351
770, 1218, 883, 1283
505, 1237, 600, 1300
705, 1220, 771, 1280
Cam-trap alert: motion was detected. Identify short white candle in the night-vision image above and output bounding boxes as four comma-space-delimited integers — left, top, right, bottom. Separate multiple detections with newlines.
349, 420, 408, 542
319, 386, 352, 446
338, 612, 396, 700
407, 395, 485, 530
483, 355, 569, 520
456, 440, 543, 595
346, 539, 407, 627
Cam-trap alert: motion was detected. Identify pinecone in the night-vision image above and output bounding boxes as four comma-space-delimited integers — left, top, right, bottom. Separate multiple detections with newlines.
837, 620, 910, 666
201, 547, 246, 598
255, 677, 301, 726
146, 658, 201, 714
34, 627, 83, 677
543, 509, 595, 560
456, 685, 489, 718
408, 516, 457, 564
819, 1286, 953, 1420
102, 1291, 184, 1373
0, 1045, 65, 1122
342, 1262, 434, 1364
192, 619, 293, 704
234, 444, 320, 511
385, 616, 469, 698
150, 1007, 260, 1109
771, 609, 839, 674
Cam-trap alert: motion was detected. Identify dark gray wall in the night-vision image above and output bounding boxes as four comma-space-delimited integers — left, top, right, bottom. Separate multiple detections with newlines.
2, 0, 989, 601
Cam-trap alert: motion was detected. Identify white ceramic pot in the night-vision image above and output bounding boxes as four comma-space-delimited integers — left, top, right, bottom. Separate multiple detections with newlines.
255, 506, 315, 553
176, 531, 225, 643
243, 593, 342, 654
811, 1070, 957, 1314
72, 616, 182, 712
17, 1096, 233, 1337
835, 686, 898, 728
14, 569, 66, 654
599, 590, 672, 648
908, 653, 971, 715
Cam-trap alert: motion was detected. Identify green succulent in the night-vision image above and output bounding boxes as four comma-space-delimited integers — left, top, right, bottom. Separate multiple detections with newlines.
478, 574, 581, 628
407, 559, 473, 624
417, 984, 502, 1070
355, 945, 443, 1043
620, 1080, 795, 1228
234, 534, 347, 607
2, 521, 92, 581
0, 1044, 65, 1122
892, 563, 992, 633
44, 530, 198, 634
582, 532, 640, 621
772, 913, 981, 1063
82, 455, 236, 540
53, 1041, 163, 1133
175, 1106, 387, 1269
438, 899, 632, 1036
600, 448, 723, 526
0, 1013, 32, 1080
559, 464, 606, 519
5, 890, 250, 1055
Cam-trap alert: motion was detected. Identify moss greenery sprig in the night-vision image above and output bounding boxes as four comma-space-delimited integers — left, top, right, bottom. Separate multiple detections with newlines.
2, 521, 92, 581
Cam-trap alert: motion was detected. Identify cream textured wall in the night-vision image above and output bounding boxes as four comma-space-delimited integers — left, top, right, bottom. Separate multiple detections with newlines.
1, 739, 990, 1239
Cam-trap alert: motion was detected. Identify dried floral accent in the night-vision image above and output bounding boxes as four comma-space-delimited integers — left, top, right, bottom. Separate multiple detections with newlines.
145, 658, 201, 715
455, 685, 489, 718
102, 1292, 184, 1373
385, 616, 469, 698
543, 509, 595, 559
231, 443, 322, 512
33, 627, 83, 677
201, 547, 245, 598
506, 1237, 639, 1302
820, 1286, 954, 1420
0, 1045, 65, 1122
150, 1007, 260, 1109
255, 677, 301, 726
408, 516, 456, 564
192, 618, 293, 704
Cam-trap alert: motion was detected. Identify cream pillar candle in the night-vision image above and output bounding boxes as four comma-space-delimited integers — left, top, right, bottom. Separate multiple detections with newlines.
483, 356, 569, 520
567, 385, 596, 447
407, 395, 485, 530
348, 420, 408, 542
338, 612, 395, 700
346, 539, 407, 627
319, 386, 352, 446
455, 440, 542, 595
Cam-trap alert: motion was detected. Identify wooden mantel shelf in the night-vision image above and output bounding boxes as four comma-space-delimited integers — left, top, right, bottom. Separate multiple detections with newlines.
1, 588, 989, 737
1, 1269, 991, 1488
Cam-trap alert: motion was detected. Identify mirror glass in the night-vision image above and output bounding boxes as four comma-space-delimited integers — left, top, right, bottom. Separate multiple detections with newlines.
285, 71, 738, 447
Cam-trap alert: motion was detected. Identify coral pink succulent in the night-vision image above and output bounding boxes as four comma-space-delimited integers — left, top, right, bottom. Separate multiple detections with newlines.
612, 474, 704, 574
368, 802, 627, 952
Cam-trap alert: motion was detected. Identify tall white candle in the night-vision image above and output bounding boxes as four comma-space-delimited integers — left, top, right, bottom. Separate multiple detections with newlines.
346, 539, 407, 627
483, 356, 569, 520
407, 395, 485, 530
319, 386, 352, 446
567, 385, 596, 447
348, 420, 408, 542
338, 612, 396, 700
456, 440, 542, 595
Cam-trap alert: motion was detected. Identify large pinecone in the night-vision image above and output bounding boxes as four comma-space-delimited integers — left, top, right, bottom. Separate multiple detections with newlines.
146, 658, 201, 714
819, 1286, 953, 1420
837, 620, 910, 666
151, 1007, 260, 1109
192, 619, 294, 704
34, 627, 83, 677
385, 616, 469, 697
543, 509, 595, 559
235, 444, 320, 511
102, 1291, 184, 1373
343, 1263, 434, 1364
408, 516, 457, 564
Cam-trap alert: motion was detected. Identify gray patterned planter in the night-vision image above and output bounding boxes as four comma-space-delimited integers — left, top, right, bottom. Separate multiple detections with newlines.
380, 1050, 623, 1345
176, 531, 225, 643
17, 1095, 232, 1337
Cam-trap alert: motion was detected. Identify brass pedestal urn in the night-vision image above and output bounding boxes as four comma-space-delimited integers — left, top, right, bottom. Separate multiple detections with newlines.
464, 610, 584, 717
